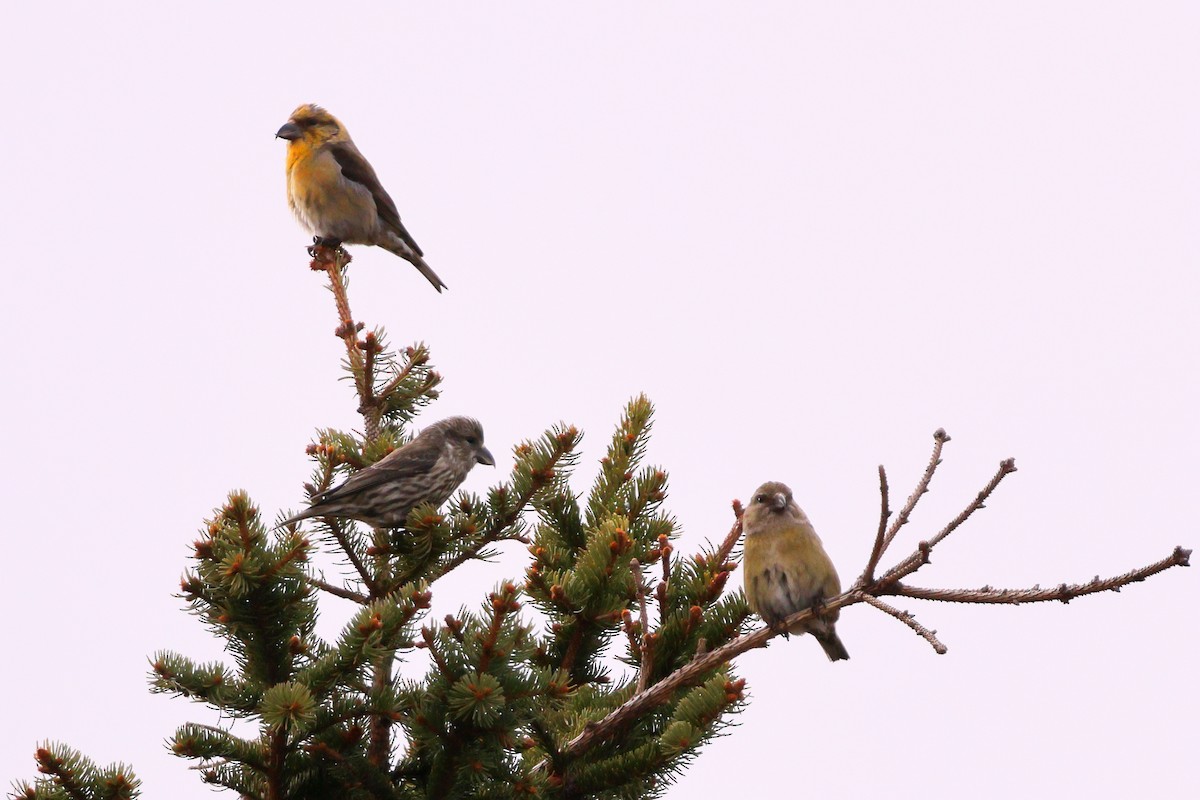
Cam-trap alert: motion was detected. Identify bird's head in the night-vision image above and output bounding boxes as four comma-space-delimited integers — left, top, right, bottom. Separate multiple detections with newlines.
275, 104, 346, 145
742, 481, 810, 534
432, 416, 496, 468
751, 481, 794, 514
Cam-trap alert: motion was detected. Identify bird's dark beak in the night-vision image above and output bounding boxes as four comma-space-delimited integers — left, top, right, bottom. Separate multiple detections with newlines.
770, 493, 788, 512
476, 447, 496, 467
275, 121, 302, 141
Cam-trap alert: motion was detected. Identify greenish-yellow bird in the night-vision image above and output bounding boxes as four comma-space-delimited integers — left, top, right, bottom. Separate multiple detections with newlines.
742, 480, 850, 661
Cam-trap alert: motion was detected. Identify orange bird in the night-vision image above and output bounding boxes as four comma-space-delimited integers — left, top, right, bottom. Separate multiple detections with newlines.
276, 104, 447, 292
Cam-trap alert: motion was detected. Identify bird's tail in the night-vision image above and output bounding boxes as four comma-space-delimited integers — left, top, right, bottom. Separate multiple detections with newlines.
814, 629, 851, 662
382, 239, 448, 293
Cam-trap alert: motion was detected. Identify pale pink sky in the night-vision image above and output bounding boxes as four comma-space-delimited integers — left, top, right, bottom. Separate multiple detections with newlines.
2, 3, 1196, 798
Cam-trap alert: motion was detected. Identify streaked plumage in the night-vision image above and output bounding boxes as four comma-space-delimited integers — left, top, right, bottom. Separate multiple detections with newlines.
742, 481, 850, 661
281, 417, 494, 529
276, 103, 447, 292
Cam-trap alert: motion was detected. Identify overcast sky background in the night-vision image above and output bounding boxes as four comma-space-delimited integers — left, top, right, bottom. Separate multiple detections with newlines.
2, 3, 1197, 798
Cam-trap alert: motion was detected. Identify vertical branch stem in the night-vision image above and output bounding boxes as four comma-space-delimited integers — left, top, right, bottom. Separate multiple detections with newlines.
631, 559, 655, 692
861, 465, 891, 582
313, 245, 382, 443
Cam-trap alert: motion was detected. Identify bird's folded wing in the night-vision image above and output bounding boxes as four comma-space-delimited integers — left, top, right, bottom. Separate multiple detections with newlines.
330, 141, 424, 255
312, 444, 441, 503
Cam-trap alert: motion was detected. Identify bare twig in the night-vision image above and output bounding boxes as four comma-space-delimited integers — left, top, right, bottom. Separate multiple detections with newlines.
552, 437, 1191, 765
859, 593, 947, 654
308, 576, 368, 605
656, 536, 673, 625
861, 465, 891, 583
925, 457, 1018, 551
881, 428, 950, 554
620, 610, 639, 655
310, 246, 356, 346
881, 457, 1017, 583
631, 559, 655, 693
311, 245, 380, 443
891, 547, 1190, 604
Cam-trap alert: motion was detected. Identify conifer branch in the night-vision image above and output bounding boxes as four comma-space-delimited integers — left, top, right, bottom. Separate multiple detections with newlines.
325, 519, 376, 596
367, 663, 393, 769
890, 546, 1191, 603
883, 428, 949, 551
713, 502, 744, 567
428, 432, 579, 582
630, 560, 655, 693
559, 622, 586, 674
656, 536, 672, 625
527, 719, 566, 778
880, 456, 1018, 584
858, 593, 947, 654
31, 745, 90, 800
418, 627, 453, 678
554, 430, 1190, 764
262, 537, 311, 579
377, 344, 430, 398
266, 727, 287, 800
479, 585, 519, 672
620, 609, 640, 656
861, 465, 891, 582
308, 576, 368, 604
310, 245, 376, 440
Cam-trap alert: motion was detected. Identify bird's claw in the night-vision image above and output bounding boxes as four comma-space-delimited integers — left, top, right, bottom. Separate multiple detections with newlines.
307, 237, 332, 256
811, 598, 833, 622
306, 238, 351, 266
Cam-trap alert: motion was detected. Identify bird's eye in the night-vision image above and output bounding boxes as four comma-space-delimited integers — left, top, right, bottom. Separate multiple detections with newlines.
466, 436, 478, 446
754, 494, 767, 504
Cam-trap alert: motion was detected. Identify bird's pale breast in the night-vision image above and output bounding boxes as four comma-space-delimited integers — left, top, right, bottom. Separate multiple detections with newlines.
744, 521, 840, 624
286, 145, 377, 241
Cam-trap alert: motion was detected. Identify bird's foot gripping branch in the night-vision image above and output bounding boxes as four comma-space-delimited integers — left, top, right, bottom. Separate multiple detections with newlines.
548, 429, 1191, 767
307, 237, 347, 260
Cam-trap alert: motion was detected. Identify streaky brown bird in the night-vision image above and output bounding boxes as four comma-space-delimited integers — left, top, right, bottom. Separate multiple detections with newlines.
276, 103, 447, 292
742, 480, 850, 661
280, 417, 494, 529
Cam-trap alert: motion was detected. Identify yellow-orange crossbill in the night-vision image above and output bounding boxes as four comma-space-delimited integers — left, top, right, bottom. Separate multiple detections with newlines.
742, 480, 850, 661
276, 104, 447, 292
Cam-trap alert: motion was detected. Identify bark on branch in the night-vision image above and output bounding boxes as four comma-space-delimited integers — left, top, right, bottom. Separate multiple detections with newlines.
553, 429, 1191, 764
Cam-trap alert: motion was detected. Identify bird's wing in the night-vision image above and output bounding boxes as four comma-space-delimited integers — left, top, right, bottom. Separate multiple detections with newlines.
313, 439, 441, 503
329, 141, 424, 256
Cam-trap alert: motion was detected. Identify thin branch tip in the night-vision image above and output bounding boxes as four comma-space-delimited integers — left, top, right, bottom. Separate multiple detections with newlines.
860, 593, 948, 654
